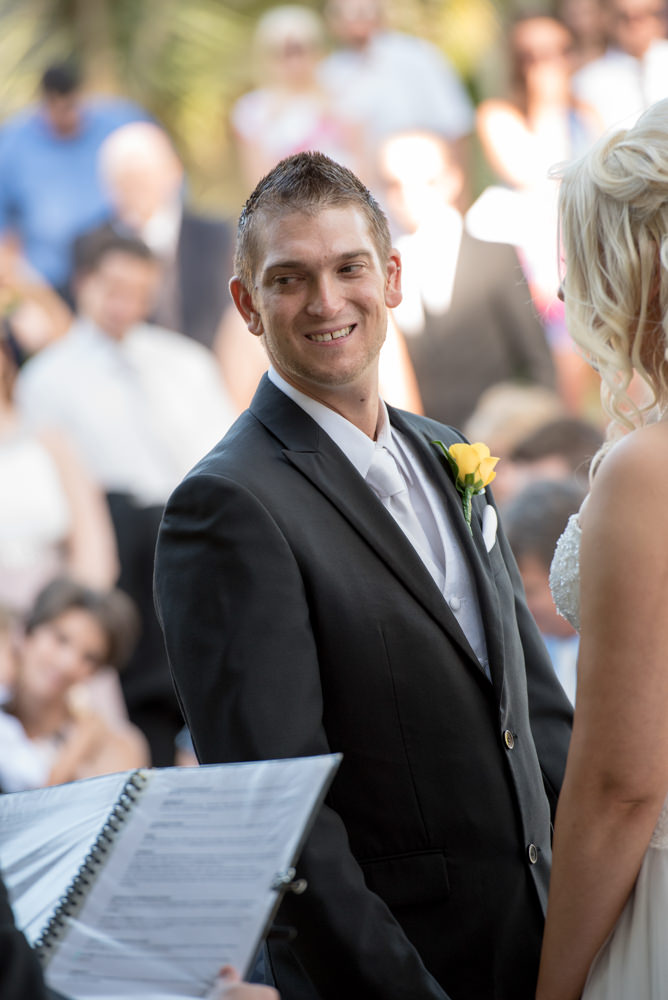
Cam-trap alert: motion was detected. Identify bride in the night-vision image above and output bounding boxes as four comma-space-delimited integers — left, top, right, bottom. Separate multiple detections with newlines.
536, 99, 668, 999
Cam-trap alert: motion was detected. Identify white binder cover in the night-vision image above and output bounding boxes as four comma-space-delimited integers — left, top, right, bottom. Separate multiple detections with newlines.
0, 754, 341, 999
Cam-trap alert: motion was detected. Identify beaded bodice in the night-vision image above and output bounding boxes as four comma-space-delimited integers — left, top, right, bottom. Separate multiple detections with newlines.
549, 514, 581, 632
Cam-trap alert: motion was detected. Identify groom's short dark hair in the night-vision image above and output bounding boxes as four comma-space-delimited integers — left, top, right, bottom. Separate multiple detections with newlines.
234, 151, 392, 290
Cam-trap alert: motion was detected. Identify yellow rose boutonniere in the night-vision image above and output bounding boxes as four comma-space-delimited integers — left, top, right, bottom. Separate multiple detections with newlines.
432, 440, 499, 532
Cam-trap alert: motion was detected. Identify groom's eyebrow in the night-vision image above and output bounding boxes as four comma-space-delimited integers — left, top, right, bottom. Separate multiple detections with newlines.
264, 249, 374, 272
263, 259, 304, 275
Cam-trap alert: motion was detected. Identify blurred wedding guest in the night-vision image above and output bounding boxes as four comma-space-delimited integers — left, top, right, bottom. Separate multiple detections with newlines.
16, 229, 236, 765
376, 129, 555, 429
473, 14, 600, 415
468, 14, 601, 320
504, 479, 585, 705
0, 607, 15, 700
0, 61, 148, 300
463, 382, 567, 461
0, 323, 118, 616
320, 0, 474, 194
231, 5, 363, 192
557, 0, 608, 71
97, 122, 232, 350
477, 15, 600, 191
0, 577, 148, 794
497, 415, 604, 505
573, 0, 668, 131
0, 243, 73, 355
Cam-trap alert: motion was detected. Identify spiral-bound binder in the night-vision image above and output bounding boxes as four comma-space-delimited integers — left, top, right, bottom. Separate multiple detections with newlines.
33, 768, 149, 961
0, 754, 340, 1000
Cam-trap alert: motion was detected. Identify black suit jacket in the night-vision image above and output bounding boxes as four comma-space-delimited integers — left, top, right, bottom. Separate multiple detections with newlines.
154, 377, 573, 1000
0, 873, 67, 1000
402, 233, 555, 428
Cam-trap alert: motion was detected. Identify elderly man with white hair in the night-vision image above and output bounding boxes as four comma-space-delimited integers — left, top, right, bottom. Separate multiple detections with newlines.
95, 121, 233, 349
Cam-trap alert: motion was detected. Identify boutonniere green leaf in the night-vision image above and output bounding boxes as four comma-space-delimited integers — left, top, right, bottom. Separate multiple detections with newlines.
433, 440, 500, 532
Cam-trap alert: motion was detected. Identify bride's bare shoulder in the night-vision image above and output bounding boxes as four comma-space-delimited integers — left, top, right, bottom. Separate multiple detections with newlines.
581, 422, 668, 533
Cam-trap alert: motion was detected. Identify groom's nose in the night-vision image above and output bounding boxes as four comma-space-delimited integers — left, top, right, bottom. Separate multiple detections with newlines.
305, 274, 344, 318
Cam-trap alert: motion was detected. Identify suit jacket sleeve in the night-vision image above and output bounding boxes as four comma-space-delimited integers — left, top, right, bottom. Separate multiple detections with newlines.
154, 470, 451, 1000
0, 874, 51, 1000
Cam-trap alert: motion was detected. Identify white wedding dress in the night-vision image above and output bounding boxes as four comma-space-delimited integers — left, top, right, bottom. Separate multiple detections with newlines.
550, 515, 668, 998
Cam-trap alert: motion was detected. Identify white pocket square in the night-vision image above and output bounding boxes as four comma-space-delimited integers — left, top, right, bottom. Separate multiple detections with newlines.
482, 505, 498, 552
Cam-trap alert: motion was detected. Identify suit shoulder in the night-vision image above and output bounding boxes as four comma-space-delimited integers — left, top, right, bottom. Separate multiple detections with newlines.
176, 409, 269, 483
162, 414, 289, 544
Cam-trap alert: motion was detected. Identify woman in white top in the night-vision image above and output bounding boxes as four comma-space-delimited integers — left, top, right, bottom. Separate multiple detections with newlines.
475, 14, 602, 416
231, 5, 362, 192
0, 325, 118, 614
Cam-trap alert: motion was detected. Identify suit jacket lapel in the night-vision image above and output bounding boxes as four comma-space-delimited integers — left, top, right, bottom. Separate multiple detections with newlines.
391, 408, 507, 695
250, 379, 485, 673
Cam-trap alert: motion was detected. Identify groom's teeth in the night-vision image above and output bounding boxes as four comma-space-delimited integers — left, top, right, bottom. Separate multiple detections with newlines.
308, 326, 351, 342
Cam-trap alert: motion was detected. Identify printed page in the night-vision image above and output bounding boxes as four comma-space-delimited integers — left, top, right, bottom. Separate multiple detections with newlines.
0, 770, 133, 941
39, 755, 339, 999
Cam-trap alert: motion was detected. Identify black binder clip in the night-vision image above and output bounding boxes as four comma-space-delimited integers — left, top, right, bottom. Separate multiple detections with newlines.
271, 867, 307, 895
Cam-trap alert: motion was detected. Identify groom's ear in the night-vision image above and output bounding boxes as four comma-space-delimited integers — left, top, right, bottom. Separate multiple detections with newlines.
384, 249, 403, 309
229, 276, 263, 337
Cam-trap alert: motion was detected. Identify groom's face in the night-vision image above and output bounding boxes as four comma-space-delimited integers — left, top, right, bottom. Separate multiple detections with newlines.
231, 204, 402, 406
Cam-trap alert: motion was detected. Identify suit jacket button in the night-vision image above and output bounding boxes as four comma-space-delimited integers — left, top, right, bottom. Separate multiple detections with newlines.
503, 729, 515, 750
528, 843, 538, 864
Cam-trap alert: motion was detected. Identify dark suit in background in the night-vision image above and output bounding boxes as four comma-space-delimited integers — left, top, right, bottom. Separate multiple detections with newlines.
155, 376, 573, 1000
156, 210, 232, 350
401, 234, 555, 429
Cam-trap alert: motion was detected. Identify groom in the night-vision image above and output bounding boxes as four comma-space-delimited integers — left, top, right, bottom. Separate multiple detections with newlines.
154, 152, 573, 1000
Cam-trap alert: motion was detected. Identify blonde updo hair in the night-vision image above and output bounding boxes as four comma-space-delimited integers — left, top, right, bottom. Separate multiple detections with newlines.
558, 98, 668, 441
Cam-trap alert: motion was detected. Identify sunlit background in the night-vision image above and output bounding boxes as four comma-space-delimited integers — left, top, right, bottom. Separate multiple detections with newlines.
0, 0, 541, 211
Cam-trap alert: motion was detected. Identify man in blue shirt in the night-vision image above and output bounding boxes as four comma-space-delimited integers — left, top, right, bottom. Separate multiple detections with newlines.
0, 62, 148, 299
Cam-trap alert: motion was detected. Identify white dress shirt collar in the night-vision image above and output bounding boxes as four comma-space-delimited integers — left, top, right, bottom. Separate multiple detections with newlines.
267, 366, 386, 477
267, 365, 490, 677
267, 365, 420, 490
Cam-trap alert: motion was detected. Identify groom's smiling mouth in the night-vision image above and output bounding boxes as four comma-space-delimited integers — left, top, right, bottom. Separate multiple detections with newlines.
305, 325, 354, 343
